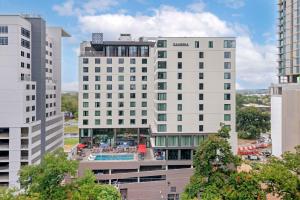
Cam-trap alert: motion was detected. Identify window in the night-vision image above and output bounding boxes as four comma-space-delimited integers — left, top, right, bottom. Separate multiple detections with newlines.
199, 83, 204, 90
168, 136, 178, 146
224, 93, 231, 100
118, 84, 124, 90
157, 93, 167, 100
142, 110, 147, 116
199, 52, 204, 58
142, 93, 147, 98
95, 58, 101, 64
158, 72, 167, 79
83, 84, 89, 90
177, 104, 182, 111
130, 102, 136, 107
118, 111, 124, 116
107, 58, 112, 64
107, 102, 112, 107
83, 111, 89, 116
107, 84, 112, 90
142, 76, 147, 81
158, 51, 167, 58
95, 76, 100, 81
21, 27, 30, 38
177, 125, 182, 132
83, 120, 88, 125
83, 58, 89, 64
0, 26, 8, 33
118, 75, 124, 81
21, 51, 24, 57
118, 58, 124, 64
224, 40, 236, 48
156, 136, 166, 146
158, 82, 167, 90
83, 76, 89, 81
199, 62, 204, 69
224, 52, 231, 58
130, 58, 136, 64
142, 67, 147, 73
157, 125, 167, 132
199, 114, 203, 121
107, 76, 112, 81
130, 93, 136, 99
177, 114, 182, 121
118, 67, 124, 73
95, 67, 101, 72
158, 114, 167, 121
118, 119, 124, 125
142, 119, 147, 124
199, 104, 204, 111
199, 125, 203, 132
224, 62, 231, 69
224, 114, 231, 121
208, 41, 213, 48
107, 67, 112, 73
178, 83, 182, 90
130, 110, 136, 116
95, 119, 100, 125
178, 62, 182, 69
157, 103, 167, 111
118, 102, 124, 107
142, 84, 147, 90
177, 73, 182, 79
119, 93, 124, 99
83, 67, 88, 73
106, 119, 112, 125
130, 119, 136, 125
177, 94, 182, 100
224, 83, 231, 90
0, 37, 8, 45
224, 104, 231, 111
130, 67, 136, 73
224, 72, 231, 79
95, 111, 101, 116
157, 40, 167, 48
199, 73, 204, 79
195, 41, 199, 48
83, 93, 89, 99
95, 84, 101, 90
130, 84, 136, 90
95, 102, 100, 108
142, 58, 147, 64
158, 61, 167, 69
178, 52, 182, 58
107, 111, 112, 116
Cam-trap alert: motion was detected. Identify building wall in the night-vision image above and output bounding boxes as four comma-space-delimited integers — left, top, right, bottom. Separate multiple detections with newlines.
271, 95, 282, 157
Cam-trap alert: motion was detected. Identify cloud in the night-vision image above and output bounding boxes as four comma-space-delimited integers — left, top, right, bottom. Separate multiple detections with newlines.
218, 0, 245, 9
62, 81, 78, 92
53, 0, 75, 16
187, 0, 206, 12
52, 0, 120, 16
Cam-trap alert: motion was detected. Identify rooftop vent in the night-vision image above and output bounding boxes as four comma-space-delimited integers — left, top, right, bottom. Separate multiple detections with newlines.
92, 33, 103, 44
119, 33, 132, 41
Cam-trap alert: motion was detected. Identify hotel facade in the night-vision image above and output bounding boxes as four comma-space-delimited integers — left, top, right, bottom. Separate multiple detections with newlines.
78, 33, 236, 199
271, 0, 300, 156
0, 15, 68, 187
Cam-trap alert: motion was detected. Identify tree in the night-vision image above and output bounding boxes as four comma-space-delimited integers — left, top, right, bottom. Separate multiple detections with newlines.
61, 93, 78, 118
258, 146, 300, 200
237, 106, 270, 139
182, 125, 266, 200
1, 148, 121, 200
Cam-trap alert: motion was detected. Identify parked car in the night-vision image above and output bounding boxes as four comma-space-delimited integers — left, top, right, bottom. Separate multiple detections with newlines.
247, 155, 260, 161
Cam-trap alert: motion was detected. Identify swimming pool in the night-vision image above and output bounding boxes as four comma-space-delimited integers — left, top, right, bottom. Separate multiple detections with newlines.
90, 154, 134, 161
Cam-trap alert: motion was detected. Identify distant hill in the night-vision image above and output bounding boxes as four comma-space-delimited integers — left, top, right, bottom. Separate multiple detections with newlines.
237, 89, 269, 95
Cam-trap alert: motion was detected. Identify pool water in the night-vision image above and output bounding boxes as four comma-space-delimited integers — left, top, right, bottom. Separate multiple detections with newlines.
94, 154, 134, 161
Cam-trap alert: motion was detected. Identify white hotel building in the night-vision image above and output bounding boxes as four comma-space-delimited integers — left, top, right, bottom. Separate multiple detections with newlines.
0, 15, 69, 187
78, 33, 236, 199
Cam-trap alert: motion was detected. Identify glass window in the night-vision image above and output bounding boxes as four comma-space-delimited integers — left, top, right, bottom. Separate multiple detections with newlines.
106, 119, 112, 125
158, 61, 167, 69
178, 52, 182, 58
199, 114, 203, 121
83, 102, 89, 108
177, 94, 182, 100
95, 119, 100, 125
177, 114, 182, 121
224, 40, 236, 48
199, 52, 204, 58
142, 110, 147, 116
157, 124, 167, 132
224, 114, 231, 121
83, 67, 88, 73
158, 72, 167, 79
106, 76, 112, 81
181, 136, 192, 146
199, 62, 204, 69
130, 102, 136, 107
118, 75, 124, 81
83, 93, 89, 99
199, 125, 204, 132
199, 104, 204, 111
177, 73, 182, 79
95, 76, 100, 81
158, 51, 167, 58
157, 103, 167, 111
83, 76, 89, 81
130, 110, 135, 116
195, 41, 199, 48
107, 84, 112, 90
130, 67, 136, 73
224, 62, 231, 69
118, 58, 124, 64
177, 125, 182, 132
156, 136, 166, 146
107, 58, 112, 64
130, 58, 136, 64
142, 67, 147, 73
199, 73, 204, 79
224, 104, 231, 111
224, 83, 231, 90
95, 58, 101, 64
83, 58, 89, 64
158, 114, 167, 121
224, 52, 231, 58
177, 104, 182, 111
158, 82, 167, 90
224, 93, 231, 100
224, 72, 231, 79
199, 83, 204, 90
168, 136, 178, 146
95, 67, 100, 72
199, 94, 204, 100
83, 120, 88, 125
208, 41, 213, 48
178, 83, 182, 90
178, 62, 182, 69
107, 67, 112, 73
142, 58, 147, 64
118, 67, 124, 73
157, 40, 167, 48
95, 111, 101, 116
157, 93, 167, 100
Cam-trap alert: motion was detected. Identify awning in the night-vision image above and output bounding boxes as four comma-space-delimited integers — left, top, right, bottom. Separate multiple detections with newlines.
77, 143, 86, 149
138, 144, 146, 154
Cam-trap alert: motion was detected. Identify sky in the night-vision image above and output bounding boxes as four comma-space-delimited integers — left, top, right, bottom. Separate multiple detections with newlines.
0, 0, 277, 91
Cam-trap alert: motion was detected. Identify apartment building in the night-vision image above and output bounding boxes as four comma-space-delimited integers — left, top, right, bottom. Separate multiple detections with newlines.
78, 33, 236, 199
271, 0, 300, 156
0, 15, 69, 187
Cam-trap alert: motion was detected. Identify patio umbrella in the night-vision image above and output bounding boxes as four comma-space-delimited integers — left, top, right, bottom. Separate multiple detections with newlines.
77, 143, 86, 149
138, 144, 146, 154
100, 143, 109, 148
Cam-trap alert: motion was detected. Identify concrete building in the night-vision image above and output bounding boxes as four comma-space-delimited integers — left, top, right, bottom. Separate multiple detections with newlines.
0, 15, 69, 187
271, 0, 300, 156
78, 33, 236, 199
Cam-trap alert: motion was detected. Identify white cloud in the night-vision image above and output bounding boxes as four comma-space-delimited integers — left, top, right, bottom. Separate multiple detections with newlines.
53, 0, 75, 16
77, 6, 276, 89
62, 81, 78, 92
52, 0, 120, 16
218, 0, 245, 9
187, 0, 206, 12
